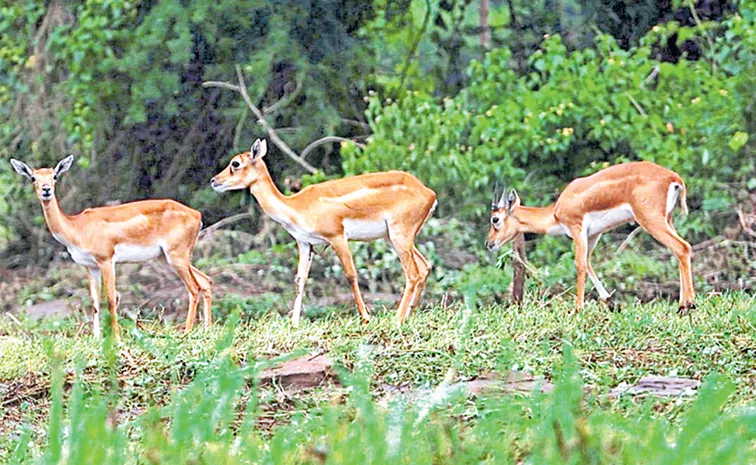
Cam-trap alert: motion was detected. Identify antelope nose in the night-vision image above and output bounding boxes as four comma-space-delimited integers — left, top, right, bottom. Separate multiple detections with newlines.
42, 186, 52, 194
210, 177, 216, 184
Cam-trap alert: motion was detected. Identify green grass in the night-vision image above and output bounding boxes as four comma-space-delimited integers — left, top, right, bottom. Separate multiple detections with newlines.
1, 292, 756, 463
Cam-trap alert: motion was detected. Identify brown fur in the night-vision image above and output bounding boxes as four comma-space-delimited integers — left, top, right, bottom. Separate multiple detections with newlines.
487, 161, 695, 313
10, 158, 212, 337
212, 139, 437, 325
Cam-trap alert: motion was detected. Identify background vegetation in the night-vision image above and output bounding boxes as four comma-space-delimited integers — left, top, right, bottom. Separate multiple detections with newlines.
1, 0, 754, 306
1, 1, 755, 462
2, 293, 756, 463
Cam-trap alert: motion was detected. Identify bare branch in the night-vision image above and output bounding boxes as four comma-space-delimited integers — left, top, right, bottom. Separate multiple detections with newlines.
479, 0, 489, 49
614, 226, 643, 256
301, 136, 366, 160
625, 92, 647, 117
643, 65, 660, 86
202, 67, 318, 174
199, 212, 254, 240
201, 81, 240, 92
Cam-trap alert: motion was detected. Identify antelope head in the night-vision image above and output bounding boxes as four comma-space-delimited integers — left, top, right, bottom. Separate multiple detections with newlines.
211, 138, 268, 192
10, 155, 74, 203
486, 182, 521, 250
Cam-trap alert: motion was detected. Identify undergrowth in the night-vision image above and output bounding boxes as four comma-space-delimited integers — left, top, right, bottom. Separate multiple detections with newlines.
1, 292, 755, 463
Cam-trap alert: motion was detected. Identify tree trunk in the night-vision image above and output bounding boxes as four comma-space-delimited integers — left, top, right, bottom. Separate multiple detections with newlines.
479, 0, 489, 49
511, 233, 526, 304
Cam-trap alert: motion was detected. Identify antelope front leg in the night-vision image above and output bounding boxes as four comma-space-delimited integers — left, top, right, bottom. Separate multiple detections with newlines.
329, 236, 370, 322
99, 260, 121, 339
572, 229, 588, 312
86, 267, 102, 338
292, 242, 313, 327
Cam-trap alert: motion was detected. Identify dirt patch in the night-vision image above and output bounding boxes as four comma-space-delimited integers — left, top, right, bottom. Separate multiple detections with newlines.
26, 299, 73, 319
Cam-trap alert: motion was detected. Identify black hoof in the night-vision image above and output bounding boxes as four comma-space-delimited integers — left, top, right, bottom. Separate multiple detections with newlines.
677, 302, 696, 316
601, 297, 622, 312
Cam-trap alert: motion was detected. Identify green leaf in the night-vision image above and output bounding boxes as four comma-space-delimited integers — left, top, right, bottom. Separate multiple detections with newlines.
728, 131, 748, 151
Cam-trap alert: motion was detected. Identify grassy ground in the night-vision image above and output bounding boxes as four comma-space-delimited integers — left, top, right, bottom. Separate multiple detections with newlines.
1, 292, 755, 463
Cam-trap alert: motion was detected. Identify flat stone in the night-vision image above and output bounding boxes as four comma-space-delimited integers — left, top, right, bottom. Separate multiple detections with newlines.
609, 375, 700, 398
25, 299, 72, 319
378, 371, 554, 406
457, 371, 554, 396
259, 354, 334, 393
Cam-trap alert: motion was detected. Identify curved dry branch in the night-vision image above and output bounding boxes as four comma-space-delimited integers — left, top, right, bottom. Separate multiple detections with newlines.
202, 67, 317, 174
199, 212, 254, 239
614, 226, 643, 256
301, 136, 366, 160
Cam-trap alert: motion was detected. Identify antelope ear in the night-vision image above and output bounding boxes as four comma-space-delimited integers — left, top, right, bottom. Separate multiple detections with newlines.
251, 138, 268, 160
10, 159, 33, 180
54, 155, 75, 177
507, 189, 520, 213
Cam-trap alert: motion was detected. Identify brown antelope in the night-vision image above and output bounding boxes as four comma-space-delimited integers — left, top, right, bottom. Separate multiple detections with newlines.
486, 161, 695, 313
211, 138, 437, 326
10, 156, 212, 337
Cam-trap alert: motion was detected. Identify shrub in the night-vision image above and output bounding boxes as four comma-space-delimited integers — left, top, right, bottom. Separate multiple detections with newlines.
341, 10, 755, 241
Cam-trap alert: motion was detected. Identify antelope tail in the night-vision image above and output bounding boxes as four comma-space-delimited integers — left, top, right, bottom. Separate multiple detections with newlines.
680, 183, 689, 216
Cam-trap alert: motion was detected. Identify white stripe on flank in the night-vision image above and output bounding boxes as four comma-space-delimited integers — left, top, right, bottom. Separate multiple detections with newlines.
323, 185, 407, 205
667, 183, 681, 214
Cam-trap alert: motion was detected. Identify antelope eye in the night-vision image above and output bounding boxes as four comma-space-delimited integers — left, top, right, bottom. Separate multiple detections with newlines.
30, 176, 37, 183
53, 174, 58, 181
231, 160, 241, 169
491, 216, 500, 224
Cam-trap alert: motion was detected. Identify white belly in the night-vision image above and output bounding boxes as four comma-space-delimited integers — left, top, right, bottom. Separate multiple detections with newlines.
547, 224, 572, 237
583, 204, 635, 235
343, 219, 388, 241
113, 243, 163, 263
68, 246, 98, 267
269, 214, 327, 245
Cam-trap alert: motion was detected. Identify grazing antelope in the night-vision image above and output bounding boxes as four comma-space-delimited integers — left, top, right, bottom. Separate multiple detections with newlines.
10, 156, 212, 337
486, 161, 695, 313
211, 138, 437, 326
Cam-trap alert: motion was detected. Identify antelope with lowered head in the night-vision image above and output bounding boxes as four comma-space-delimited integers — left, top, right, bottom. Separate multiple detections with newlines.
211, 138, 437, 326
10, 156, 212, 337
486, 161, 695, 313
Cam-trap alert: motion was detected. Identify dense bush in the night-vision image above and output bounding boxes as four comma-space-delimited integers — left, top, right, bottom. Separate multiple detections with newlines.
0, 0, 378, 255
342, 8, 755, 240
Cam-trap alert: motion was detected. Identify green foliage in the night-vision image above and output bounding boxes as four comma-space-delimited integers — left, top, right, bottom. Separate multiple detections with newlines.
214, 292, 283, 320
343, 10, 755, 241
4, 294, 756, 463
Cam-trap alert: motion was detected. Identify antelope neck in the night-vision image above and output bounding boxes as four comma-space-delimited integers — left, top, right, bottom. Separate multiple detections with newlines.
247, 162, 296, 219
40, 196, 77, 245
513, 204, 558, 235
